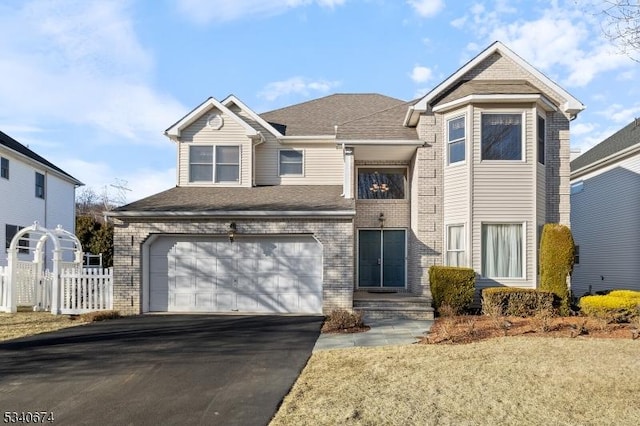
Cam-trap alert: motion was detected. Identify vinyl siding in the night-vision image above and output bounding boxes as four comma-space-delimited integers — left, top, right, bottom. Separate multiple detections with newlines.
178, 107, 252, 187
570, 153, 640, 296
0, 150, 76, 266
255, 140, 343, 186
472, 105, 536, 289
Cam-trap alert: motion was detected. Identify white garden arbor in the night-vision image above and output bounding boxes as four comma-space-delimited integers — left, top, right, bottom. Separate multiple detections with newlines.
2, 221, 83, 314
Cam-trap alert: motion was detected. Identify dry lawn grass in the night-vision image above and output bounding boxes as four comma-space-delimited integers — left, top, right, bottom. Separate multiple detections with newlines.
271, 338, 640, 426
0, 311, 90, 342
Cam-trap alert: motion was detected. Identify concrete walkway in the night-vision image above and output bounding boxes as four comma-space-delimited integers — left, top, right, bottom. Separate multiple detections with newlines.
313, 319, 433, 351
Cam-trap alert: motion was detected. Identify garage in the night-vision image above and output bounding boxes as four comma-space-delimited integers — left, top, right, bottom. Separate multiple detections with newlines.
147, 235, 323, 314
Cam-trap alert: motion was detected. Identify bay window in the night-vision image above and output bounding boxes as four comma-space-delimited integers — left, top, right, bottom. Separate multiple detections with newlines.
482, 223, 524, 278
481, 113, 523, 160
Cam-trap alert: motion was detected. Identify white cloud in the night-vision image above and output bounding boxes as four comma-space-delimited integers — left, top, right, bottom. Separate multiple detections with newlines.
0, 1, 186, 145
258, 77, 340, 101
572, 127, 619, 155
174, 0, 346, 24
407, 0, 444, 18
450, 16, 466, 29
601, 103, 640, 124
571, 122, 595, 137
410, 65, 433, 83
458, 3, 635, 88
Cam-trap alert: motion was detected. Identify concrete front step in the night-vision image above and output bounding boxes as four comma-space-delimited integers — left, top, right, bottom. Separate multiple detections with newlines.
353, 295, 435, 321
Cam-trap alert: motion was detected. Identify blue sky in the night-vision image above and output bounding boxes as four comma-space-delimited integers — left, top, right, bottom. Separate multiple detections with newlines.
0, 0, 638, 203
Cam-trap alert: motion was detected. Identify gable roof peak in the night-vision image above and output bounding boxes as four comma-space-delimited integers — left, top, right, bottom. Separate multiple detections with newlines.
406, 40, 584, 125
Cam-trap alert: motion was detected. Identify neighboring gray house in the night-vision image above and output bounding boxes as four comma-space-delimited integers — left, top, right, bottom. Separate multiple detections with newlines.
570, 119, 640, 296
0, 130, 83, 267
107, 41, 584, 317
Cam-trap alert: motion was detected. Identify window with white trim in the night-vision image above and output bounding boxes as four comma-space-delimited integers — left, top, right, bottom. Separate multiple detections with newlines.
447, 116, 465, 164
481, 113, 523, 160
279, 150, 303, 176
446, 225, 465, 266
482, 223, 524, 278
189, 145, 240, 183
35, 172, 45, 199
1, 157, 8, 179
215, 146, 240, 182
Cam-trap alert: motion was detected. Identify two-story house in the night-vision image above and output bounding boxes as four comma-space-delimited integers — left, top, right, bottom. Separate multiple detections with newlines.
108, 41, 584, 316
1, 130, 83, 267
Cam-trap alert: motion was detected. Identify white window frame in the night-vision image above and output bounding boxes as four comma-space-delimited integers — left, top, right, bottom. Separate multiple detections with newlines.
480, 111, 526, 162
446, 114, 466, 166
445, 224, 466, 267
215, 145, 241, 183
278, 149, 304, 177
188, 144, 242, 184
355, 166, 409, 200
481, 221, 526, 279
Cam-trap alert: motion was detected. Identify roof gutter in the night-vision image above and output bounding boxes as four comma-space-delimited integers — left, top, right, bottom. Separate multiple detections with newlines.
571, 142, 640, 180
105, 210, 356, 219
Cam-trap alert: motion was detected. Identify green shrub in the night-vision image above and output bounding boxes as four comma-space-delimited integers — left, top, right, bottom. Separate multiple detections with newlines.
482, 287, 556, 317
429, 266, 475, 314
539, 224, 575, 315
580, 292, 640, 323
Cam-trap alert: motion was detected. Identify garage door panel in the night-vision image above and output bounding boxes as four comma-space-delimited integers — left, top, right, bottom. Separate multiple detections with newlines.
299, 292, 322, 313
195, 241, 218, 256
216, 242, 236, 258
216, 293, 235, 311
149, 235, 323, 314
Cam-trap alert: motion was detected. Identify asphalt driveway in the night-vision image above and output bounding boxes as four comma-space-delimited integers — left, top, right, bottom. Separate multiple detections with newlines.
0, 315, 322, 426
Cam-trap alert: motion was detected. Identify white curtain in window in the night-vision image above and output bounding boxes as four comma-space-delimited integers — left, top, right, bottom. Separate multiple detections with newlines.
482, 224, 522, 278
447, 225, 465, 266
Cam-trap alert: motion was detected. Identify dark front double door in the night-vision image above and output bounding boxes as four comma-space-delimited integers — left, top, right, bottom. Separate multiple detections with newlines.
358, 229, 406, 288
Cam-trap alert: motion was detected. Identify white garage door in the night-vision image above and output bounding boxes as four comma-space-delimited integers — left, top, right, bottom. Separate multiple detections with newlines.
148, 235, 323, 314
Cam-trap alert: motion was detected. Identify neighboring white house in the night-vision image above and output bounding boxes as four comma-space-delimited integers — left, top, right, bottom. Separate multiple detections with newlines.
570, 119, 640, 296
0, 130, 83, 267
107, 41, 584, 317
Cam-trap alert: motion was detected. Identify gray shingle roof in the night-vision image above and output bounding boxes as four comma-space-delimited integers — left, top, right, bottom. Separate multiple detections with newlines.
0, 130, 82, 185
259, 93, 408, 137
113, 185, 354, 214
433, 80, 547, 106
336, 100, 420, 140
571, 119, 640, 172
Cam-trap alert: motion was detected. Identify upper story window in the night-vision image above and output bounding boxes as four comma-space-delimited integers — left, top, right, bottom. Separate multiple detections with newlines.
447, 116, 465, 165
357, 168, 406, 200
189, 145, 240, 183
35, 172, 45, 199
481, 113, 523, 161
537, 115, 546, 164
279, 149, 303, 176
1, 157, 8, 179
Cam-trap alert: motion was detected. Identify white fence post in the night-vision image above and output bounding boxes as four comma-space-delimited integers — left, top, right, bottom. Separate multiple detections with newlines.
0, 266, 9, 312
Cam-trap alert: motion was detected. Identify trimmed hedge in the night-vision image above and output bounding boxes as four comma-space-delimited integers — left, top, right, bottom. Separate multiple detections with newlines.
539, 224, 575, 315
429, 266, 475, 314
579, 290, 640, 323
482, 287, 556, 317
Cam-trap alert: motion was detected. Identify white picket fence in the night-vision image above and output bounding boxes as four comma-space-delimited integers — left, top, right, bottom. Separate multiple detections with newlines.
60, 267, 113, 314
0, 266, 9, 312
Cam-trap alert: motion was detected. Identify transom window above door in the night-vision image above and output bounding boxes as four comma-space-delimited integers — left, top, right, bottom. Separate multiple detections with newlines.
189, 145, 240, 183
357, 168, 407, 199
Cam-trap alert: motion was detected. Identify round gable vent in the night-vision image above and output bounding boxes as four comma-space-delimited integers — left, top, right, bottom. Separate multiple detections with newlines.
207, 113, 224, 130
